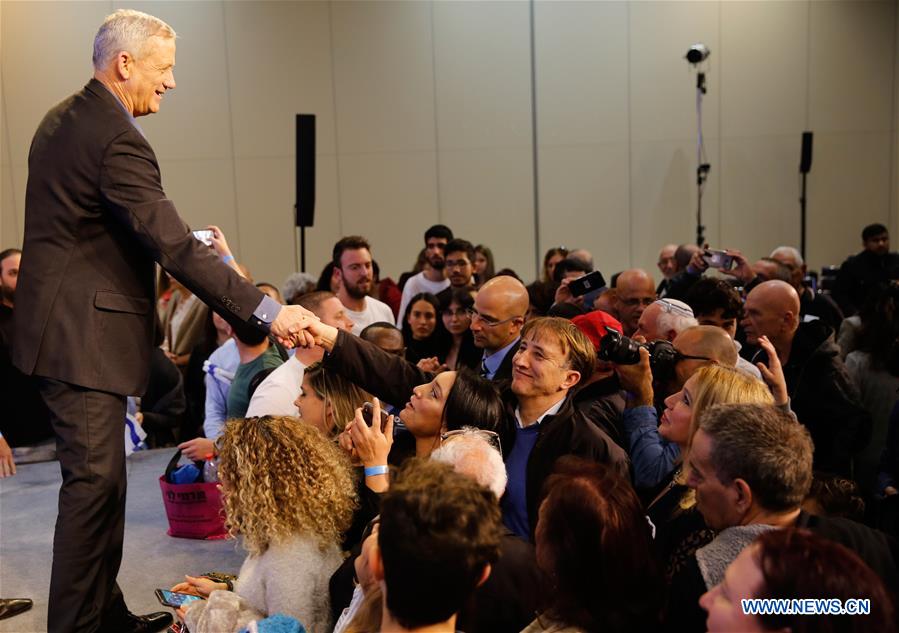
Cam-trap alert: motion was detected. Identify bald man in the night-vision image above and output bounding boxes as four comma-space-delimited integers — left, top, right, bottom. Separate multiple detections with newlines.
472, 276, 529, 382
611, 269, 657, 336
743, 280, 870, 476
769, 246, 844, 332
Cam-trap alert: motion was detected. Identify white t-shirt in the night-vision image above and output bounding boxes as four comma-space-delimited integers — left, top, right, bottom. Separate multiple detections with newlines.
245, 355, 306, 418
344, 297, 395, 335
396, 271, 450, 327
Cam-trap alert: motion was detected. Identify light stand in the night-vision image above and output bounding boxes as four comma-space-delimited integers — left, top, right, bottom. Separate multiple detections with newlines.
686, 44, 711, 246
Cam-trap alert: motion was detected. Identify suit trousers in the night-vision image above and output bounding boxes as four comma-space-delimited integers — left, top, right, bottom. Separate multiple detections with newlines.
38, 378, 129, 633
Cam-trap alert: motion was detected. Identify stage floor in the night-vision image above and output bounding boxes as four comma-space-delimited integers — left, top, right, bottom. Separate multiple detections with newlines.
0, 448, 246, 632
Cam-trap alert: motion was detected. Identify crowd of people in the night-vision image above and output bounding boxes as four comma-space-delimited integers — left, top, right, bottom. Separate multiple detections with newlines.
5, 217, 899, 632
3, 8, 899, 633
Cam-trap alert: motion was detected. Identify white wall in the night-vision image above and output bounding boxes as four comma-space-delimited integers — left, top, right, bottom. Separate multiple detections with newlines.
1, 0, 897, 289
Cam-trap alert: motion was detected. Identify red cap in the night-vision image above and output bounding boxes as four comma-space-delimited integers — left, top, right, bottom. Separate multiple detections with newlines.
571, 310, 624, 351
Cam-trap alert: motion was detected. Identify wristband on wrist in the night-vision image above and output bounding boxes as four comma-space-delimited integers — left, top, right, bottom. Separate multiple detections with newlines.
364, 465, 389, 477
222, 254, 235, 265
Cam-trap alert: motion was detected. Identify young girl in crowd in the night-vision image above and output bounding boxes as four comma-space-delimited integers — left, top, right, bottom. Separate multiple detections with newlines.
439, 288, 480, 371
173, 416, 357, 633
473, 244, 495, 288
402, 292, 445, 364
295, 361, 372, 439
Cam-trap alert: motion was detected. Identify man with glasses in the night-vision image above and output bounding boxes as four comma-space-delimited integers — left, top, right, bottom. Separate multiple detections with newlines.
470, 276, 529, 382
610, 269, 657, 336
441, 239, 476, 292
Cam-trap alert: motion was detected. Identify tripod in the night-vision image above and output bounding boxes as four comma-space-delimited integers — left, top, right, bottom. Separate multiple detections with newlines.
694, 71, 711, 246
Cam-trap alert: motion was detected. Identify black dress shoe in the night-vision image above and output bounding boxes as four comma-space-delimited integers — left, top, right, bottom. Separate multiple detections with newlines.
116, 611, 174, 633
0, 598, 33, 620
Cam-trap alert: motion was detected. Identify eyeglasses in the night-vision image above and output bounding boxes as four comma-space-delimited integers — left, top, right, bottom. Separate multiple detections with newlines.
675, 352, 713, 364
655, 299, 695, 319
466, 308, 522, 328
445, 259, 471, 270
440, 429, 502, 455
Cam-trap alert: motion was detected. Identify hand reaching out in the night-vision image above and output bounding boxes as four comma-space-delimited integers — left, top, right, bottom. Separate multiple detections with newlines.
0, 436, 16, 477
755, 335, 789, 406
171, 574, 227, 597
417, 357, 447, 373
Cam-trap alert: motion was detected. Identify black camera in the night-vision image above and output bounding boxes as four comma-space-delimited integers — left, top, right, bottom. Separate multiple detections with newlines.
598, 328, 680, 380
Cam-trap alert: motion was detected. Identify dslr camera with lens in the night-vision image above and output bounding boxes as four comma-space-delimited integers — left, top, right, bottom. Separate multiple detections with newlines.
597, 328, 680, 381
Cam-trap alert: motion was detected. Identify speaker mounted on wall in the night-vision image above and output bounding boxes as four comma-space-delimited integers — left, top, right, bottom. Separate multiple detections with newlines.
799, 131, 813, 174
295, 114, 316, 228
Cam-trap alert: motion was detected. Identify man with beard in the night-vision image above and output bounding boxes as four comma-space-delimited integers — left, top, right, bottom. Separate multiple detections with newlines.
0, 249, 19, 311
332, 236, 394, 334
442, 238, 476, 291
396, 224, 453, 326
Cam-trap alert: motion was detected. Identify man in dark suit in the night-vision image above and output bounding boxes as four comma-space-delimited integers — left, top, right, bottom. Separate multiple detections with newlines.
470, 276, 527, 383
13, 10, 313, 633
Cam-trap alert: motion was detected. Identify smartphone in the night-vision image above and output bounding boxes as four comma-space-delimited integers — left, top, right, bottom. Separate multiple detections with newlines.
192, 230, 213, 246
703, 249, 735, 271
155, 589, 204, 608
568, 270, 606, 297
361, 402, 390, 432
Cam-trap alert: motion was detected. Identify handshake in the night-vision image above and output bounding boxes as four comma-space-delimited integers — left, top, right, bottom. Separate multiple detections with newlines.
269, 304, 328, 349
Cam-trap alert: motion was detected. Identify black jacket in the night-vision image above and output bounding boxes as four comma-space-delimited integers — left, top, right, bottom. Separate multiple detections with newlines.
573, 374, 627, 448
784, 320, 872, 476
800, 287, 844, 333
833, 249, 899, 316
498, 389, 631, 538
490, 338, 521, 384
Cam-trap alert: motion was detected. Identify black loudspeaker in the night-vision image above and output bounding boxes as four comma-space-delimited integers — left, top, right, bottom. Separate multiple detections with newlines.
799, 131, 813, 174
295, 114, 316, 227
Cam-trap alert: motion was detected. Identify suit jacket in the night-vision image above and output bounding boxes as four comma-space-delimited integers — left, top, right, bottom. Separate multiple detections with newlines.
491, 338, 521, 383
14, 79, 264, 396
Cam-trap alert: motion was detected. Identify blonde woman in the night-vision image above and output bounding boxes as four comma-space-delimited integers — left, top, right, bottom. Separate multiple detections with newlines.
295, 362, 372, 438
172, 416, 357, 633
647, 364, 775, 582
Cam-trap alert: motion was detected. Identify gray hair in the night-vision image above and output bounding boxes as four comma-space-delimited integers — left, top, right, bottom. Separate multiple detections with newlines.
93, 9, 176, 70
430, 428, 507, 499
655, 298, 698, 337
698, 403, 813, 512
281, 272, 317, 304
770, 246, 804, 268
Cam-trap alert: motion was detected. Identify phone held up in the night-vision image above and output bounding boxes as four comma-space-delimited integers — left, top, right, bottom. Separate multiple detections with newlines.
703, 249, 735, 271
361, 402, 390, 433
192, 230, 213, 246
568, 270, 606, 297
155, 589, 204, 609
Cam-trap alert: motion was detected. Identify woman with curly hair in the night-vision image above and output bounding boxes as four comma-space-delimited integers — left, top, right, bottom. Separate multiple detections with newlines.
172, 416, 357, 633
